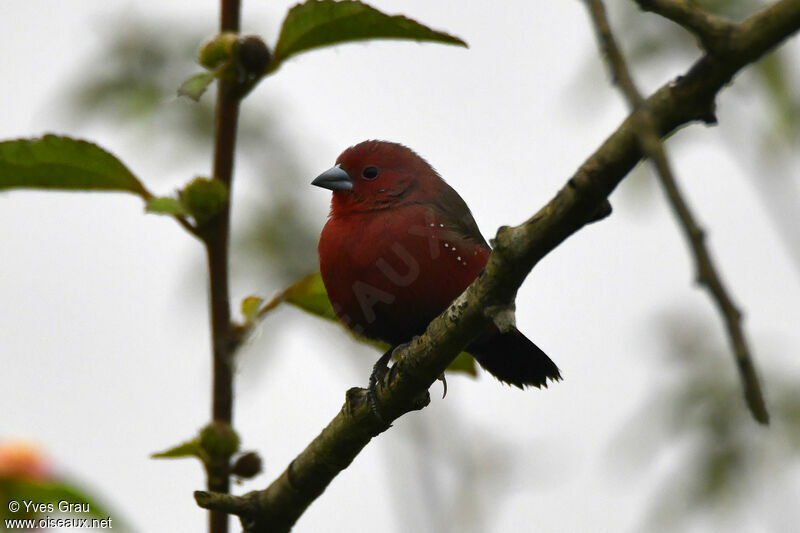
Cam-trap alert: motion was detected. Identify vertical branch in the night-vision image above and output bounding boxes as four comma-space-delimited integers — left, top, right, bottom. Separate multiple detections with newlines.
209, 79, 239, 425
221, 0, 241, 32
206, 1, 241, 533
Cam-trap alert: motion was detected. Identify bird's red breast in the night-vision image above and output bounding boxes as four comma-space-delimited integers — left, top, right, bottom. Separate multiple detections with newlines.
314, 140, 490, 343
319, 200, 490, 344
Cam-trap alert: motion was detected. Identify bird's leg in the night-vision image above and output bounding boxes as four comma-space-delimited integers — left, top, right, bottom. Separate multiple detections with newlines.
367, 338, 448, 424
367, 346, 397, 427
367, 338, 421, 426
368, 347, 394, 401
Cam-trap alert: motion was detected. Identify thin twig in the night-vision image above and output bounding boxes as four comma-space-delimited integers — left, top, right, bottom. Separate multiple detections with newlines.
205, 0, 242, 532
634, 0, 735, 53
585, 0, 768, 423
173, 215, 199, 236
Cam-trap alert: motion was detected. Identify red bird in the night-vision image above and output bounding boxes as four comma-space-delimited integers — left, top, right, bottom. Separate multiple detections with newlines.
313, 140, 560, 388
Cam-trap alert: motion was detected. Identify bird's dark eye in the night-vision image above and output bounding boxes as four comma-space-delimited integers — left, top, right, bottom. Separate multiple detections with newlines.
362, 166, 379, 180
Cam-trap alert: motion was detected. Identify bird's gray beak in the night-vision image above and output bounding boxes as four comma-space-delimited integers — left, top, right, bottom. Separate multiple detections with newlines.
311, 164, 353, 191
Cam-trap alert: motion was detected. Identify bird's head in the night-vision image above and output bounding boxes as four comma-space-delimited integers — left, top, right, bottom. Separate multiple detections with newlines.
312, 140, 440, 215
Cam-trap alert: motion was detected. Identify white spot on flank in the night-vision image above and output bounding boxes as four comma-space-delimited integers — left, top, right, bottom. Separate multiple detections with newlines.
444, 243, 449, 248
462, 262, 467, 266
429, 223, 434, 227
439, 223, 444, 227
457, 256, 461, 261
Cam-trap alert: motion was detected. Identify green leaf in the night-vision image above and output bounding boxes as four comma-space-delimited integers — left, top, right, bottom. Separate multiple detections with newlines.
270, 0, 467, 73
283, 272, 339, 321
755, 52, 800, 143
146, 196, 189, 216
177, 71, 217, 102
448, 351, 477, 376
278, 272, 477, 376
151, 439, 205, 460
0, 135, 147, 196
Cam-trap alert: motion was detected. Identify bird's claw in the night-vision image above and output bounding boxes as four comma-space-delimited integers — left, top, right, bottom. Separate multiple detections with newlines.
367, 338, 442, 426
367, 346, 397, 427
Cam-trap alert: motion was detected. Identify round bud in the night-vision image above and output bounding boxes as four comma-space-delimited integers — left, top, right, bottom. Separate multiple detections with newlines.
180, 177, 228, 226
238, 36, 271, 77
231, 451, 263, 479
198, 33, 240, 69
199, 422, 240, 461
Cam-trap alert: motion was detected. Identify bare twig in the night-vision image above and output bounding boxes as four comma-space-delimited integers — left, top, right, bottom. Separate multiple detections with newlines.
205, 0, 242, 532
585, 0, 768, 423
173, 215, 200, 236
208, 76, 238, 427
634, 0, 735, 53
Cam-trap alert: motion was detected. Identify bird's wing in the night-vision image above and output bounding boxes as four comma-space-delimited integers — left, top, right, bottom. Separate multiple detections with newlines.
428, 181, 490, 249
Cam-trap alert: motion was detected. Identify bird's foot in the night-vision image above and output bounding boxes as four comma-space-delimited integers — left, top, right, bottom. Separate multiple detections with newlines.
438, 373, 448, 399
367, 346, 396, 428
367, 339, 419, 427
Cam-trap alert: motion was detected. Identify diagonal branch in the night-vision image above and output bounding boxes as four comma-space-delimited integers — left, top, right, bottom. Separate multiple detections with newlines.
196, 0, 800, 529
633, 0, 735, 53
586, 0, 769, 426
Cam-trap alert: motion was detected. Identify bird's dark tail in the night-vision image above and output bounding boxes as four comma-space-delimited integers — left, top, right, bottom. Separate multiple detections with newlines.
468, 328, 561, 389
